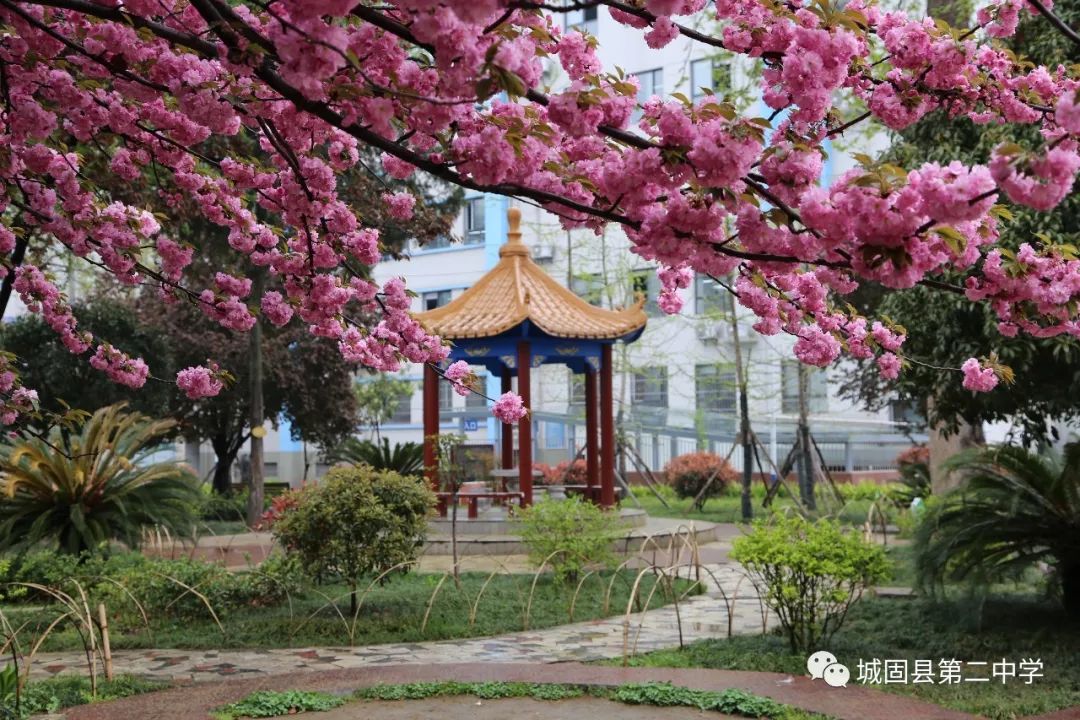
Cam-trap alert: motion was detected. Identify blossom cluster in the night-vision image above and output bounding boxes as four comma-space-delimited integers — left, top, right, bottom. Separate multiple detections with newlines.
3, 0, 1080, 425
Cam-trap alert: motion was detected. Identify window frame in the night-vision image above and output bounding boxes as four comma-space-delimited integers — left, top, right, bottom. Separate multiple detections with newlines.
465, 197, 485, 245
694, 273, 734, 316
780, 361, 828, 415
695, 363, 737, 414
632, 366, 669, 408
689, 57, 731, 102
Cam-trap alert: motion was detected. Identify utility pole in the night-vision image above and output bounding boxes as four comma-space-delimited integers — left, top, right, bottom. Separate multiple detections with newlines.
246, 270, 266, 528
797, 364, 816, 510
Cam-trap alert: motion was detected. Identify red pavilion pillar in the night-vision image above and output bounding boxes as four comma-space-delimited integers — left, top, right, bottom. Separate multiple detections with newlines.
584, 366, 599, 504
422, 363, 439, 491
501, 366, 514, 470
517, 341, 533, 507
599, 344, 615, 509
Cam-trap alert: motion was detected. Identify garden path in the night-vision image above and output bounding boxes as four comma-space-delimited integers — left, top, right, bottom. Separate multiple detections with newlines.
28, 550, 765, 682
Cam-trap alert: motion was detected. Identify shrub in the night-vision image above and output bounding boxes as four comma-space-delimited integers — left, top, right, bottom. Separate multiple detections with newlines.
664, 452, 737, 509
215, 690, 344, 719
915, 443, 1080, 617
731, 515, 889, 652
271, 466, 435, 614
892, 445, 931, 505
326, 437, 424, 477
0, 404, 200, 555
196, 488, 248, 522
518, 496, 620, 582
535, 459, 588, 486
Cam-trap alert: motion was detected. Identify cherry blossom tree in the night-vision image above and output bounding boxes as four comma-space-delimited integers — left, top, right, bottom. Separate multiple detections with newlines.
3, 0, 1080, 426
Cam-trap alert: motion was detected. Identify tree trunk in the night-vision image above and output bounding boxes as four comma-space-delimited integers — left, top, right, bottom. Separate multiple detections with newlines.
797, 364, 816, 510
1060, 560, 1079, 618
928, 396, 985, 495
730, 307, 752, 521
246, 270, 266, 528
210, 436, 238, 495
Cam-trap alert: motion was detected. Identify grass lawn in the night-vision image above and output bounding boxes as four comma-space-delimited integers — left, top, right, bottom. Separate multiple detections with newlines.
631, 485, 901, 528
2, 570, 695, 652
618, 594, 1080, 720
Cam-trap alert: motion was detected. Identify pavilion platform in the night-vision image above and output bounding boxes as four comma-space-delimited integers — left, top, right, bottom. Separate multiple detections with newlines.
423, 512, 720, 556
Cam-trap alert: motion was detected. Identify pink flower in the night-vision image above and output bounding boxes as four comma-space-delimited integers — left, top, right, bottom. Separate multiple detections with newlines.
177, 364, 225, 399
491, 391, 527, 424
445, 359, 474, 397
657, 289, 684, 314
876, 352, 901, 380
960, 358, 999, 392
383, 192, 416, 220
261, 291, 294, 327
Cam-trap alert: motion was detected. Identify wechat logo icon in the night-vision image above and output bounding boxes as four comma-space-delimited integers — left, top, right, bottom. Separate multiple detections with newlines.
807, 650, 849, 688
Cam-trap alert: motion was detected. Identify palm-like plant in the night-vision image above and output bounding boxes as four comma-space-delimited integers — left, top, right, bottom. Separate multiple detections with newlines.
327, 437, 424, 477
0, 404, 200, 555
915, 443, 1080, 616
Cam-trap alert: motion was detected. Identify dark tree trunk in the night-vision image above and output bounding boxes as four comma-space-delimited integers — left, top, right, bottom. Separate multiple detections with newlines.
1062, 561, 1080, 618
210, 436, 239, 495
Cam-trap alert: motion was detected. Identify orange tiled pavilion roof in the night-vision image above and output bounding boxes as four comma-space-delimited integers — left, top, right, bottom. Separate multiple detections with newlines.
414, 208, 647, 340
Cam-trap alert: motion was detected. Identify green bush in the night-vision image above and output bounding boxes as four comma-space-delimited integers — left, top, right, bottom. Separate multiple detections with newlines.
0, 404, 200, 555
518, 496, 620, 582
326, 437, 424, 477
731, 515, 889, 652
915, 443, 1080, 616
196, 488, 248, 522
272, 466, 435, 614
663, 452, 737, 510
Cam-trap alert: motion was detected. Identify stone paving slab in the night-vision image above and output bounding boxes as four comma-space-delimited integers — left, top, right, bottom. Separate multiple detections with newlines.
63, 662, 984, 720
27, 564, 765, 682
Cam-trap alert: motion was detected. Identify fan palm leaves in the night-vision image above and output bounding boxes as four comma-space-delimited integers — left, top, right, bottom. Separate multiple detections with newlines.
915, 443, 1080, 616
0, 404, 199, 555
327, 437, 424, 477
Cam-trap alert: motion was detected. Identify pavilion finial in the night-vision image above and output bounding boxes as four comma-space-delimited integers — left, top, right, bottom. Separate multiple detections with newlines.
500, 206, 529, 257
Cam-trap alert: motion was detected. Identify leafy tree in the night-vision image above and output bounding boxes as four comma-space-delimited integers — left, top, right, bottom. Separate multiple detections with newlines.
915, 443, 1080, 617
0, 404, 200, 555
518, 496, 620, 583
842, 0, 1080, 444
1, 297, 359, 494
0, 300, 174, 423
271, 465, 435, 615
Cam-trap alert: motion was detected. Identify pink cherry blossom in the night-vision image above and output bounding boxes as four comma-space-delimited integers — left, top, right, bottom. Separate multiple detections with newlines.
177, 365, 225, 400
961, 358, 999, 392
491, 391, 528, 424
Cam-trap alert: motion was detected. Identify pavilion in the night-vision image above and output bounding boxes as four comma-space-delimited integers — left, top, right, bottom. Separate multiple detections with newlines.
413, 208, 647, 509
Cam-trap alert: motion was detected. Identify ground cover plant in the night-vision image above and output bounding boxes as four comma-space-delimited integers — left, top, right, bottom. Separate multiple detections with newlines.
213, 690, 345, 720
0, 559, 695, 652
0, 674, 165, 719
620, 595, 1080, 720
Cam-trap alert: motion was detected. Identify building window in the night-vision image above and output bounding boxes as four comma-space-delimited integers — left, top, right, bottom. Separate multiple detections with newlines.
571, 272, 604, 305
695, 364, 736, 413
632, 366, 668, 408
890, 399, 924, 427
465, 197, 485, 245
631, 68, 663, 121
466, 373, 487, 408
690, 58, 731, 102
694, 273, 733, 316
569, 372, 586, 406
422, 289, 452, 310
781, 361, 828, 415
421, 235, 452, 251
630, 269, 661, 316
390, 384, 414, 423
563, 5, 598, 35
439, 380, 454, 412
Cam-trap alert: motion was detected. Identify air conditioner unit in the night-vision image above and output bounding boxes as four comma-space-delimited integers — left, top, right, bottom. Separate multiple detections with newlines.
532, 244, 555, 262
697, 324, 727, 342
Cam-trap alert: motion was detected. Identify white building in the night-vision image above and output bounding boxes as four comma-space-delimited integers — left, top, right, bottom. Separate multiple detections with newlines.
366, 8, 920, 481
